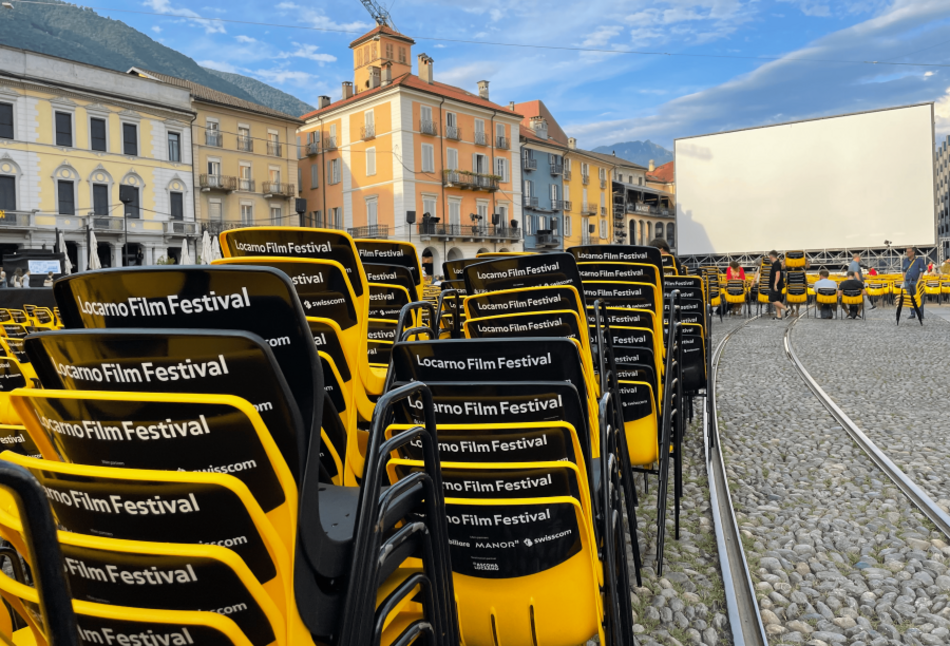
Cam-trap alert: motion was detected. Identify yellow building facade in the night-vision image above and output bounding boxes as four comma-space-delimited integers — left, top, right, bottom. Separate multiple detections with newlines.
129, 70, 303, 251
0, 46, 196, 269
562, 146, 613, 248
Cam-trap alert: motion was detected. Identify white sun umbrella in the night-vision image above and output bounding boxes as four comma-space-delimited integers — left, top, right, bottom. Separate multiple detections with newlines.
201, 230, 213, 265
88, 230, 102, 270
211, 235, 222, 262
57, 231, 73, 274
180, 239, 193, 266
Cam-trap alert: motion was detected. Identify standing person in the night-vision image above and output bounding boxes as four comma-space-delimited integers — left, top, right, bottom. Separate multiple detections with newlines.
0, 269, 6, 288
848, 253, 863, 282
768, 250, 787, 320
902, 247, 925, 320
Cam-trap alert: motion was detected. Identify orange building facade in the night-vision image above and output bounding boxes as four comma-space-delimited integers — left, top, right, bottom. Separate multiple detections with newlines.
298, 26, 524, 276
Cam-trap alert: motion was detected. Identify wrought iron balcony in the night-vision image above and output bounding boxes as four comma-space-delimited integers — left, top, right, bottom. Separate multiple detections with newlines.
347, 224, 389, 239
361, 124, 376, 140
237, 178, 255, 192
600, 178, 607, 189
262, 182, 295, 197
474, 131, 489, 146
551, 199, 566, 211
305, 141, 320, 156
601, 206, 607, 216
581, 233, 592, 246
523, 195, 539, 208
323, 136, 338, 151
442, 170, 499, 192
199, 174, 237, 191
563, 169, 572, 181
626, 202, 675, 217
550, 163, 563, 176
267, 141, 282, 157
237, 136, 253, 152
536, 231, 560, 247
445, 125, 461, 141
523, 156, 537, 171
496, 136, 510, 150
198, 219, 246, 237
205, 131, 223, 147
92, 216, 125, 231
581, 174, 590, 185
581, 202, 597, 215
420, 120, 438, 136
417, 222, 521, 240
164, 220, 199, 235
562, 200, 572, 212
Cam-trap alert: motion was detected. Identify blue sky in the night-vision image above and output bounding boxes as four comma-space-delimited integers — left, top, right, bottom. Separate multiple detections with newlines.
115, 0, 950, 148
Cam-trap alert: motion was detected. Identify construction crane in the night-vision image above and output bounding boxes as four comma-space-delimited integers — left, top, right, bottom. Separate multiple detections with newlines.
360, 0, 394, 27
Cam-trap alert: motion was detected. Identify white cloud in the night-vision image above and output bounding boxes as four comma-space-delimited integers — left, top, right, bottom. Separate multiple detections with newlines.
235, 35, 257, 43
251, 68, 315, 85
141, 0, 226, 34
936, 86, 950, 136
275, 1, 299, 8
581, 26, 623, 48
434, 43, 447, 48
151, 25, 162, 33
277, 42, 337, 64
296, 8, 371, 32
437, 61, 503, 89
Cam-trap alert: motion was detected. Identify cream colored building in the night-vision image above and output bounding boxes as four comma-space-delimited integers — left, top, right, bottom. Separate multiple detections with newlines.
0, 46, 196, 269
129, 69, 303, 252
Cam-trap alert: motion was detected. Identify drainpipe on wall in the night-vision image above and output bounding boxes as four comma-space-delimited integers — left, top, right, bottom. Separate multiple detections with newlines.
437, 96, 446, 263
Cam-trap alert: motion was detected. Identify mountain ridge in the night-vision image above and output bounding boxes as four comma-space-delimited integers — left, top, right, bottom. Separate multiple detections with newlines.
592, 141, 674, 169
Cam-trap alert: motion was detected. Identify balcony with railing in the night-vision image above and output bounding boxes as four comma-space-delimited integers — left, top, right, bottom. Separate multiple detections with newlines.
563, 169, 572, 181
0, 211, 32, 228
600, 178, 607, 189
198, 219, 247, 237
305, 141, 320, 156
91, 216, 126, 231
323, 136, 338, 151
417, 222, 520, 240
551, 199, 566, 211
420, 120, 438, 136
262, 182, 295, 197
523, 195, 539, 209
445, 125, 462, 141
237, 136, 253, 152
361, 124, 376, 140
523, 156, 537, 171
582, 233, 592, 246
581, 202, 598, 215
199, 174, 237, 192
550, 163, 563, 176
164, 220, 199, 236
205, 131, 223, 147
237, 178, 255, 192
535, 231, 560, 248
625, 202, 674, 217
442, 170, 499, 192
266, 141, 282, 157
601, 206, 607, 216
347, 224, 388, 239
563, 200, 572, 212
496, 136, 510, 149
474, 131, 489, 146
581, 174, 590, 185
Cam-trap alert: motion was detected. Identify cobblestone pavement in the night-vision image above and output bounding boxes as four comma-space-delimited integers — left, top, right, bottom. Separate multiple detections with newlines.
791, 304, 950, 514
716, 315, 950, 646
619, 317, 747, 646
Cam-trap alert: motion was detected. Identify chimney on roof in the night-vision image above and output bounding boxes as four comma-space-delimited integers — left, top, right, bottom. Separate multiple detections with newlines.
381, 61, 393, 86
477, 80, 489, 100
418, 54, 433, 84
342, 81, 353, 100
568, 137, 576, 150
318, 96, 331, 109
612, 151, 616, 156
368, 65, 381, 90
648, 159, 655, 172
530, 116, 548, 141
509, 101, 515, 111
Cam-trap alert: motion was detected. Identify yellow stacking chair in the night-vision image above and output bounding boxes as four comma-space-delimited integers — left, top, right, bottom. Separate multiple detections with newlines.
813, 287, 839, 319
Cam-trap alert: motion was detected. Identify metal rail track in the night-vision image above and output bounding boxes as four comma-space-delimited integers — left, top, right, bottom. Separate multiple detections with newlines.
704, 315, 768, 646
784, 313, 950, 540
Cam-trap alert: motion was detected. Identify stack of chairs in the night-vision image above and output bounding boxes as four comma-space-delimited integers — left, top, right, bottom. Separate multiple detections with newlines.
785, 269, 808, 315
382, 250, 643, 646
942, 276, 950, 304
865, 278, 890, 307
897, 279, 926, 323
0, 230, 460, 646
924, 277, 941, 304
723, 279, 748, 317
755, 258, 772, 315
784, 250, 806, 269
700, 266, 722, 321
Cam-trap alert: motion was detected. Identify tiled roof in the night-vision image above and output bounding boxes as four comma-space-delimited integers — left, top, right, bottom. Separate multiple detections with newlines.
519, 124, 568, 150
349, 25, 416, 48
129, 68, 302, 122
647, 160, 675, 183
512, 100, 569, 146
579, 148, 648, 170
300, 73, 522, 120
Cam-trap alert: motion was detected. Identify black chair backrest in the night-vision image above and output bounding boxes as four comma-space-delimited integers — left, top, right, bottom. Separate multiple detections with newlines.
842, 288, 863, 297
367, 284, 411, 321
3, 324, 27, 339
0, 311, 10, 323
25, 329, 306, 480
577, 262, 660, 286
221, 228, 366, 297
443, 258, 489, 281
52, 266, 323, 468
308, 320, 351, 382
4, 337, 29, 364
362, 263, 418, 297
466, 310, 584, 344
463, 253, 584, 297
464, 286, 582, 320
9, 311, 27, 324
0, 358, 27, 392
568, 244, 663, 271
817, 287, 837, 296
582, 282, 658, 312
355, 240, 422, 292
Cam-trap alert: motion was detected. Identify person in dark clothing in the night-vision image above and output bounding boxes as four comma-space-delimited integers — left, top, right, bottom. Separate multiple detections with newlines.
902, 247, 925, 320
768, 250, 787, 319
837, 272, 868, 319
649, 237, 686, 275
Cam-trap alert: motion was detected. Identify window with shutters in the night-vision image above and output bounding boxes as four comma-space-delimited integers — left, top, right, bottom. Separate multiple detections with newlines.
447, 148, 458, 171
92, 184, 109, 216
168, 131, 181, 162
599, 167, 606, 180
448, 198, 461, 227
366, 196, 378, 226
123, 186, 140, 219
655, 222, 664, 239
55, 112, 73, 147
565, 216, 572, 236
170, 192, 184, 220
311, 164, 319, 189
422, 195, 437, 220
366, 147, 376, 176
550, 184, 559, 208
328, 159, 341, 185
208, 200, 222, 222
271, 206, 282, 221
399, 47, 407, 63
421, 144, 435, 172
357, 49, 364, 67
473, 153, 488, 174
122, 123, 138, 156
385, 42, 394, 59
0, 176, 16, 211
57, 180, 75, 215
495, 157, 508, 182
0, 104, 12, 140
241, 203, 253, 225
523, 180, 532, 198
564, 185, 571, 202
600, 219, 608, 239
90, 118, 107, 152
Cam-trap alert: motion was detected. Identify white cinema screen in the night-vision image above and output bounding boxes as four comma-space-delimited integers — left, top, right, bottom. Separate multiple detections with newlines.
674, 104, 937, 256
